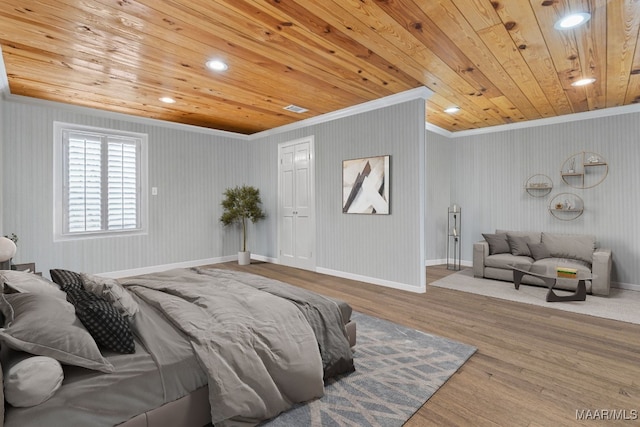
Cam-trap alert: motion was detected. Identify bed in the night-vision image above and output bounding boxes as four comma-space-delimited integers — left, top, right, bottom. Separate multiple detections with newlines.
0, 266, 356, 427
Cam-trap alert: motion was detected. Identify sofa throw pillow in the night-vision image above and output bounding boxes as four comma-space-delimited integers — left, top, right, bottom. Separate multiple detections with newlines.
507, 235, 532, 257
527, 242, 551, 261
65, 287, 135, 354
0, 293, 114, 373
482, 233, 510, 255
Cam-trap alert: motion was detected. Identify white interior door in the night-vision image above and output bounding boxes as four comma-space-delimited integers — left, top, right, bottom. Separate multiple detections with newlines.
278, 137, 315, 270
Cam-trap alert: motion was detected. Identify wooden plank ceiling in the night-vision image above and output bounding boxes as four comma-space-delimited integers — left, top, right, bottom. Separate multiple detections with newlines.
1, 0, 639, 135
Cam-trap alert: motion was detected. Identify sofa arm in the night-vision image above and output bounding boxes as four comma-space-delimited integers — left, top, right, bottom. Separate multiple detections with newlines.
473, 241, 489, 278
591, 248, 612, 296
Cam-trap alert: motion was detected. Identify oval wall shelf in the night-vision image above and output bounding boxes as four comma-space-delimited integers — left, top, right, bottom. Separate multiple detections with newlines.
548, 192, 584, 221
560, 151, 608, 189
525, 174, 553, 197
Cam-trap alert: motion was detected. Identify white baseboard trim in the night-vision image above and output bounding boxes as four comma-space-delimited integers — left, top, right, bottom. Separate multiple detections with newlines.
425, 259, 472, 268
99, 255, 640, 296
98, 256, 237, 278
251, 254, 278, 264
316, 267, 426, 293
612, 281, 640, 292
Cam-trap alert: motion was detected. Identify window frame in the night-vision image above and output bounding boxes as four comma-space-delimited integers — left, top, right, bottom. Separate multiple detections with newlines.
53, 122, 148, 241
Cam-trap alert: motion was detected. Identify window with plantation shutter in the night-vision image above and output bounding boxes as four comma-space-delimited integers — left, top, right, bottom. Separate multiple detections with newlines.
54, 123, 147, 240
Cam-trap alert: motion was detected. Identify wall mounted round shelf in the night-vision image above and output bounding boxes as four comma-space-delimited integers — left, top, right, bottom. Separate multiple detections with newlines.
548, 192, 584, 221
560, 151, 608, 189
525, 174, 553, 197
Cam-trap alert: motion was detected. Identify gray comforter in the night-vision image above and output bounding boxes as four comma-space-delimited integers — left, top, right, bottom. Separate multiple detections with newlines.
194, 267, 354, 379
122, 268, 352, 426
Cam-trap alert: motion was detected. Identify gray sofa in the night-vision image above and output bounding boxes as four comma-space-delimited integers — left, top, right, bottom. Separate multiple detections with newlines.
473, 230, 612, 296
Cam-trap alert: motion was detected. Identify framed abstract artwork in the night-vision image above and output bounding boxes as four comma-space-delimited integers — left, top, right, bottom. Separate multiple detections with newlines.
342, 155, 390, 214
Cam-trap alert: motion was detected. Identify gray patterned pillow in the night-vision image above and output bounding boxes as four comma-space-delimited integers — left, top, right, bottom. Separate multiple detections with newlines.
50, 269, 84, 291
64, 287, 135, 354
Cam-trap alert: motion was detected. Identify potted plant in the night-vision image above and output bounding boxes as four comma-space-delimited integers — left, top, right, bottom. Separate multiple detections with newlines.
219, 185, 266, 265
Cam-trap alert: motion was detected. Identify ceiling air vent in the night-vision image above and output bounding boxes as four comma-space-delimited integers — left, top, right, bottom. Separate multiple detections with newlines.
283, 104, 309, 114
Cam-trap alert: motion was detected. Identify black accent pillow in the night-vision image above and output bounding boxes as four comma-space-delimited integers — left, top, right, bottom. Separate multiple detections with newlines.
64, 287, 135, 354
507, 235, 532, 257
49, 269, 83, 291
482, 233, 510, 255
527, 242, 551, 261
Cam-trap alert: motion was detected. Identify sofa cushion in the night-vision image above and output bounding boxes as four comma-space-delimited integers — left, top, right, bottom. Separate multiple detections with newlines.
534, 257, 591, 274
527, 242, 551, 261
507, 234, 533, 256
541, 232, 595, 264
485, 253, 533, 270
482, 233, 510, 255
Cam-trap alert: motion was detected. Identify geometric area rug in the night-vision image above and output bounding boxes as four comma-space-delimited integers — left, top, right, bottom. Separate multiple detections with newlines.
262, 312, 477, 427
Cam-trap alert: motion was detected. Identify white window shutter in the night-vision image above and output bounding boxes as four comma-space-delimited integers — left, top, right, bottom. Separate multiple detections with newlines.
60, 127, 144, 237
65, 131, 103, 233
107, 138, 139, 230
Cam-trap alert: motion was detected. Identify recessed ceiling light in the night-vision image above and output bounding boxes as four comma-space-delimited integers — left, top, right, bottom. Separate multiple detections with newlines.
205, 59, 228, 71
159, 97, 176, 104
571, 77, 596, 87
554, 12, 591, 30
444, 106, 460, 114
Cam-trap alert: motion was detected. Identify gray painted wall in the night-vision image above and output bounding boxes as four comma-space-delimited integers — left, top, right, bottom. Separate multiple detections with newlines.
251, 100, 427, 290
424, 131, 452, 264
446, 111, 640, 287
1, 100, 246, 275
3, 94, 639, 289
0, 96, 4, 235
1, 97, 426, 290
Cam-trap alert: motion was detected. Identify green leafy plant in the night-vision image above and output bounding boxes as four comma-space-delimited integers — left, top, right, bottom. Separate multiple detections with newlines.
219, 185, 266, 252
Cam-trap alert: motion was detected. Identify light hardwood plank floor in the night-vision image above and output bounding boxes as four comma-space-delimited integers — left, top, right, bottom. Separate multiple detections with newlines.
213, 262, 640, 426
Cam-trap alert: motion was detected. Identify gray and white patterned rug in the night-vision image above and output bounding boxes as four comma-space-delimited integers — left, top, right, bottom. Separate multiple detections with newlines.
262, 312, 476, 427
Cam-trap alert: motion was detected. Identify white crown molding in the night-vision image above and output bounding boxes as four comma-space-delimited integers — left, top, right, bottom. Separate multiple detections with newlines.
248, 86, 434, 140
425, 122, 454, 138
3, 43, 638, 142
0, 46, 9, 97
434, 103, 640, 139
3, 92, 251, 140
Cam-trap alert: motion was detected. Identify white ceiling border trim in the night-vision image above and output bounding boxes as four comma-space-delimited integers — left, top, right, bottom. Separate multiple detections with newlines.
4, 93, 249, 140
437, 103, 640, 139
248, 86, 434, 140
0, 46, 10, 97
3, 43, 638, 141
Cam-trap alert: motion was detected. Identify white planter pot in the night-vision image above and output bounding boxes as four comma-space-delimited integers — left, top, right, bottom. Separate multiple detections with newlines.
238, 251, 251, 265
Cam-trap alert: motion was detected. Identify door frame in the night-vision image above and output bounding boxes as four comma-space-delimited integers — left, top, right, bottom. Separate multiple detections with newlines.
277, 136, 316, 270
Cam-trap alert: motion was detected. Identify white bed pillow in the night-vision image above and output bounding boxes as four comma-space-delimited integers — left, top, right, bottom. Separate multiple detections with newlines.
0, 293, 114, 373
4, 353, 64, 407
81, 273, 139, 318
0, 270, 66, 300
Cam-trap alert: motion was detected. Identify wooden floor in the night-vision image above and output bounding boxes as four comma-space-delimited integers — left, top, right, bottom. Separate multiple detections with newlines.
215, 262, 640, 426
